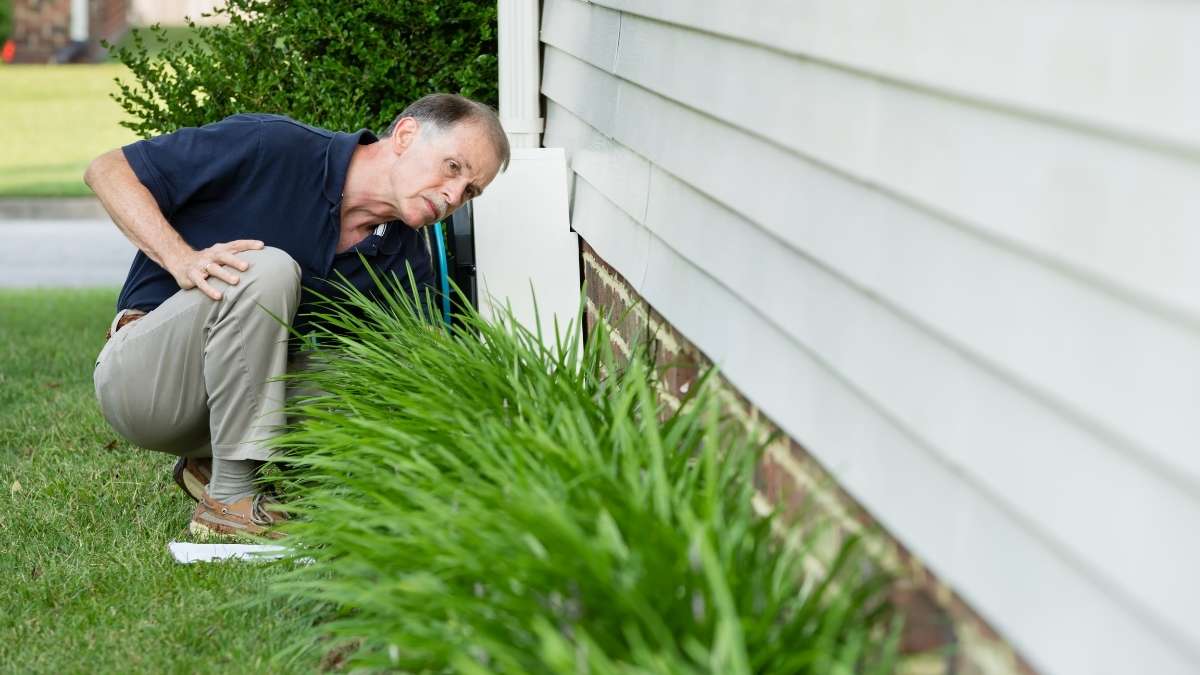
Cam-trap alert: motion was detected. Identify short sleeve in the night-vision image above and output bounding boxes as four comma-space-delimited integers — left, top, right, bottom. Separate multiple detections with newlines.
121, 115, 263, 217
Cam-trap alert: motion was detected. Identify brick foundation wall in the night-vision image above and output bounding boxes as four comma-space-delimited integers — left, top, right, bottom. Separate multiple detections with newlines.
11, 0, 71, 63
10, 0, 127, 63
581, 241, 1036, 675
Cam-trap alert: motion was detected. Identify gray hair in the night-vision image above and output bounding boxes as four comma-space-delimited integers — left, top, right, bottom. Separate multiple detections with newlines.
383, 93, 510, 171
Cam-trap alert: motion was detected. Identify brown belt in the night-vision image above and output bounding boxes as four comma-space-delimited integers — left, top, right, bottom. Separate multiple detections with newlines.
105, 311, 146, 340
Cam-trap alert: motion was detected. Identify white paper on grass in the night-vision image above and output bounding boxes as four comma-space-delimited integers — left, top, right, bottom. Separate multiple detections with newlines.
168, 541, 288, 564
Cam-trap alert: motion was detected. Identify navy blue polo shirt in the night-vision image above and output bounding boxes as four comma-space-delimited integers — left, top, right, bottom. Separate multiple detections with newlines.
117, 113, 433, 331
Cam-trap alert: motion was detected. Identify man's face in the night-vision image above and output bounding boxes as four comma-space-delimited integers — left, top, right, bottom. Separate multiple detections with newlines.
388, 119, 502, 229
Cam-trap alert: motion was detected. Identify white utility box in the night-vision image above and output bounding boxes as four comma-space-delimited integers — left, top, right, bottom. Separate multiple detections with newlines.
471, 147, 581, 352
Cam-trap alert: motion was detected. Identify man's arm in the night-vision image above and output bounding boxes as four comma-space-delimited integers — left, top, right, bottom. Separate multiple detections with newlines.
84, 149, 263, 301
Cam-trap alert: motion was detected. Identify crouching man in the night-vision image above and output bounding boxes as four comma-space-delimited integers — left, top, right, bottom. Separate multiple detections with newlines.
86, 94, 507, 538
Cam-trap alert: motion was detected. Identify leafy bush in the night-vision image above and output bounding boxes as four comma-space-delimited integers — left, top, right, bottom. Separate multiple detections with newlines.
0, 0, 11, 47
268, 281, 898, 674
106, 0, 498, 137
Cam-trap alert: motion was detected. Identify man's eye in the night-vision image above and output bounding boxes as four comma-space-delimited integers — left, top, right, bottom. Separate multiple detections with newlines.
447, 161, 460, 174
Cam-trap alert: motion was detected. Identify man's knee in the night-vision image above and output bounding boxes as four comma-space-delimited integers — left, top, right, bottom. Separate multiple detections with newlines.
228, 246, 301, 304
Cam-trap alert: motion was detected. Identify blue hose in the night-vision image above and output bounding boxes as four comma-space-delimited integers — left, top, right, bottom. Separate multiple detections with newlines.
433, 221, 451, 327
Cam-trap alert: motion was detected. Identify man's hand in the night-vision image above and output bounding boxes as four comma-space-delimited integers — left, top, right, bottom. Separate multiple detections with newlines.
167, 240, 266, 301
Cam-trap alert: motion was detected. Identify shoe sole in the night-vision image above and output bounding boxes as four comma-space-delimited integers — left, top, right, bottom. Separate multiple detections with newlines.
173, 458, 210, 502
188, 519, 264, 543
188, 519, 223, 541
180, 471, 207, 502
189, 518, 284, 542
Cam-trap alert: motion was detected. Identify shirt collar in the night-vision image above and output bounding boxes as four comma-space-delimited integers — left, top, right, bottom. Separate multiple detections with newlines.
323, 128, 378, 205
324, 127, 408, 257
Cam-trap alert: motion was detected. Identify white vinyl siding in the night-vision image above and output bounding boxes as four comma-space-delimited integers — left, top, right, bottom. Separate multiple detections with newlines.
541, 2, 1200, 674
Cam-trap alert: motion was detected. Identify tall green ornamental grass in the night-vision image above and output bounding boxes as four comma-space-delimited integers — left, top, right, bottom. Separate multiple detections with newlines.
268, 278, 898, 673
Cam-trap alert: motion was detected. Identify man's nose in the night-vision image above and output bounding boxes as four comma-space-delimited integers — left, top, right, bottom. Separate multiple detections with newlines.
443, 180, 468, 207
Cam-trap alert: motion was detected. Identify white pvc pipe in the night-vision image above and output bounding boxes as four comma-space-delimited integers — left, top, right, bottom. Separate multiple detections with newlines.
497, 0, 543, 148
70, 0, 89, 42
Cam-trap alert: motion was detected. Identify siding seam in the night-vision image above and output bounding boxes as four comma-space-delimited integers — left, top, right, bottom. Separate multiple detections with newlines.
610, 8, 622, 73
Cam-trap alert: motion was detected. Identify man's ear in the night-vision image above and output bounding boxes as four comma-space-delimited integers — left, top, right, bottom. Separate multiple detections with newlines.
391, 117, 419, 155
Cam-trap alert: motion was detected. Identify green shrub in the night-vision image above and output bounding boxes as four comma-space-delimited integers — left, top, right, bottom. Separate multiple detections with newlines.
0, 0, 11, 47
106, 0, 498, 137
267, 280, 899, 673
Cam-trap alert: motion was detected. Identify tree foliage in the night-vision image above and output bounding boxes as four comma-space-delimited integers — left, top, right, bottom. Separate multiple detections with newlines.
106, 0, 498, 137
0, 0, 12, 46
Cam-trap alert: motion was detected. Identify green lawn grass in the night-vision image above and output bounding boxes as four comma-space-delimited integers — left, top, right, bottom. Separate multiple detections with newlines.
0, 289, 313, 673
0, 65, 139, 197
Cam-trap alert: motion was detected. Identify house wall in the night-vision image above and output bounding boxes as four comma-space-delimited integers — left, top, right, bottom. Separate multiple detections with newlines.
540, 1, 1200, 674
11, 0, 71, 62
87, 0, 129, 60
128, 0, 227, 27
10, 0, 127, 63
582, 241, 1020, 673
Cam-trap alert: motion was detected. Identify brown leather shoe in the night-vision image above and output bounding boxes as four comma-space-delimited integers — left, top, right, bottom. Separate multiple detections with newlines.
172, 457, 212, 502
189, 492, 288, 540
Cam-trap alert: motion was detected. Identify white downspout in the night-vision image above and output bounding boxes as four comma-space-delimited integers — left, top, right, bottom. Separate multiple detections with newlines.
497, 0, 543, 148
69, 0, 89, 42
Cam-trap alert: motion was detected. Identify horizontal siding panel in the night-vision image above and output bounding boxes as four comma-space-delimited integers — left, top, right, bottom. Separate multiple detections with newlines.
587, 0, 1200, 153
541, 45, 619, 138
570, 175, 1196, 675
570, 172, 650, 286
544, 5, 1200, 328
541, 0, 620, 73
543, 101, 649, 223
542, 47, 1200, 498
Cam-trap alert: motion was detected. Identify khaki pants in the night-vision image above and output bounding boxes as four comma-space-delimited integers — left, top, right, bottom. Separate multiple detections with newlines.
93, 247, 302, 462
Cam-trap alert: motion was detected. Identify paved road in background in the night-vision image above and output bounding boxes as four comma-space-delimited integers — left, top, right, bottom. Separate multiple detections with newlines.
0, 218, 133, 288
